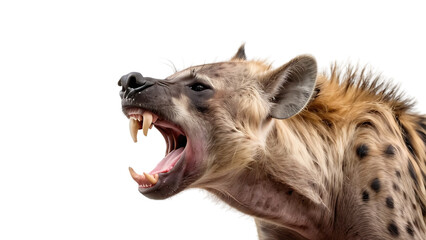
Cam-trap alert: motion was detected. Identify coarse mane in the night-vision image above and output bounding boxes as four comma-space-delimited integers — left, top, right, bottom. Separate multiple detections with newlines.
328, 64, 414, 112
294, 64, 418, 131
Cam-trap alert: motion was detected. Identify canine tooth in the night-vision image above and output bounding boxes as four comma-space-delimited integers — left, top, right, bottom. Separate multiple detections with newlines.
142, 112, 153, 136
143, 172, 158, 185
166, 134, 172, 155
129, 167, 141, 182
173, 134, 177, 150
129, 118, 141, 143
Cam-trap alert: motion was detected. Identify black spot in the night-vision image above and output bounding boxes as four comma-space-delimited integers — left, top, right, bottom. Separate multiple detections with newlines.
333, 194, 339, 226
312, 87, 321, 100
356, 144, 369, 159
341, 161, 346, 171
401, 124, 416, 157
361, 121, 373, 127
196, 105, 209, 113
362, 190, 369, 202
420, 121, 426, 131
395, 170, 401, 178
414, 219, 419, 228
387, 221, 399, 236
412, 203, 416, 210
371, 178, 381, 193
407, 161, 419, 187
403, 192, 407, 200
314, 161, 321, 171
396, 116, 416, 157
392, 182, 400, 192
414, 195, 425, 217
386, 196, 394, 209
287, 190, 293, 196
322, 119, 333, 128
357, 121, 374, 129
406, 222, 414, 237
315, 87, 321, 94
418, 120, 426, 142
385, 145, 396, 156
368, 109, 380, 115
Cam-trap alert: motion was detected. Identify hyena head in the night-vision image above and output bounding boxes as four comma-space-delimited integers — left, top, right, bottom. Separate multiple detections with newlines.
118, 46, 317, 199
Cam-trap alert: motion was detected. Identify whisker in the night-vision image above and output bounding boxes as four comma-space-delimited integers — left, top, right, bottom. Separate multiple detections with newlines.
162, 59, 178, 73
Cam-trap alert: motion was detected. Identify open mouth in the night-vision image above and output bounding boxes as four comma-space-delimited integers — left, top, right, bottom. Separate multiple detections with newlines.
124, 107, 189, 197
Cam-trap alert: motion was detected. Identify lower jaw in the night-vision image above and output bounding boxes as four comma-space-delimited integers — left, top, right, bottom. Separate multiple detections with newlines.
139, 151, 187, 200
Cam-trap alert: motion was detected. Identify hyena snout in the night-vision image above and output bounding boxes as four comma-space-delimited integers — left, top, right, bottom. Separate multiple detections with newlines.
118, 72, 157, 99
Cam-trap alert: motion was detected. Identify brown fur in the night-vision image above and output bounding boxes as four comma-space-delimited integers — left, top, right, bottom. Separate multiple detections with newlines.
123, 49, 426, 239
287, 65, 426, 239
183, 58, 426, 239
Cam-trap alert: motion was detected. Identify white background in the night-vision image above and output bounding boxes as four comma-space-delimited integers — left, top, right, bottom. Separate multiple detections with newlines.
1, 1, 425, 239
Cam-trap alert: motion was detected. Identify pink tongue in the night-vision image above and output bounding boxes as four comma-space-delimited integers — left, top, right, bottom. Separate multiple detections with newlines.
150, 148, 184, 175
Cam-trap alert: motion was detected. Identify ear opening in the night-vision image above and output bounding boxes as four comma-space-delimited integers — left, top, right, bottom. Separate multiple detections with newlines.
231, 44, 247, 61
263, 55, 317, 119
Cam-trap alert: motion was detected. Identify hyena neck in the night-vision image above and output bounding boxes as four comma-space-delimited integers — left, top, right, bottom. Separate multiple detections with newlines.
207, 118, 335, 239
208, 169, 328, 239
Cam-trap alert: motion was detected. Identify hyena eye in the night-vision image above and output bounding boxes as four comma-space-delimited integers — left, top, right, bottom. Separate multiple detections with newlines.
189, 83, 210, 92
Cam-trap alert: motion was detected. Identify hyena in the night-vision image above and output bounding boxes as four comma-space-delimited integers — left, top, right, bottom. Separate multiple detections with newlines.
118, 45, 426, 239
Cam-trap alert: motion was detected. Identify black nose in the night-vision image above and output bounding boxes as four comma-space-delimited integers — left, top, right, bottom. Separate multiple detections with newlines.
118, 72, 145, 91
118, 72, 155, 99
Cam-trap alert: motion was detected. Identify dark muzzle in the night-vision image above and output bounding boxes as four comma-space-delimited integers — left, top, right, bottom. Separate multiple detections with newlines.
118, 72, 158, 99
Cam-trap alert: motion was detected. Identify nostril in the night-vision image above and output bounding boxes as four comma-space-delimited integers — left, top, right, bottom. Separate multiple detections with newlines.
119, 72, 144, 92
127, 75, 139, 89
125, 72, 144, 89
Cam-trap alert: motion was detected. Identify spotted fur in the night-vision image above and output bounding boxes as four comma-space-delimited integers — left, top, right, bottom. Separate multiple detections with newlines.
217, 52, 422, 238
179, 50, 426, 239
126, 46, 426, 239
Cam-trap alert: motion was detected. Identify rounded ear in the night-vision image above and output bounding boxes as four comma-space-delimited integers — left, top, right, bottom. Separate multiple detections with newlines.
262, 55, 317, 119
231, 44, 247, 61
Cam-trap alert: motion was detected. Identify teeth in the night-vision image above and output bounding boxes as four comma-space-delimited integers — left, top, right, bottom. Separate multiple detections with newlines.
129, 167, 141, 182
166, 134, 172, 155
128, 111, 158, 142
142, 112, 153, 136
129, 118, 142, 143
127, 111, 161, 186
129, 167, 159, 186
143, 172, 159, 185
148, 114, 158, 129
173, 134, 176, 150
